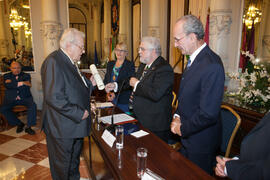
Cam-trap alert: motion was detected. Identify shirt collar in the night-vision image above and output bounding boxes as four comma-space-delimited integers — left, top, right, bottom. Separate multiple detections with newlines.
189, 42, 207, 66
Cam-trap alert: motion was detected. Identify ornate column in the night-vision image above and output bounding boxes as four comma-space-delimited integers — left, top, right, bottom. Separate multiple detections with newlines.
0, 1, 9, 59
209, 0, 232, 71
93, 0, 102, 61
103, 0, 111, 61
40, 0, 62, 57
261, 0, 270, 61
147, 0, 160, 38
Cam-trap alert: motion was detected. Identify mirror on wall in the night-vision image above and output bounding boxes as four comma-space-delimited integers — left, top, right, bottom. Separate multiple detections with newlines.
1, 0, 34, 72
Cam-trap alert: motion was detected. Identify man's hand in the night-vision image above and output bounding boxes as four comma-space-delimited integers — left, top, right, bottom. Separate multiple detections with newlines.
82, 110, 89, 120
170, 116, 182, 136
215, 156, 232, 177
5, 79, 11, 83
17, 81, 31, 87
129, 77, 139, 87
105, 83, 115, 93
90, 75, 97, 86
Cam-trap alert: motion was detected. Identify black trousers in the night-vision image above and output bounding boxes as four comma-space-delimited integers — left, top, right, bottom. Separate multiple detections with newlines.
179, 147, 215, 175
46, 133, 84, 180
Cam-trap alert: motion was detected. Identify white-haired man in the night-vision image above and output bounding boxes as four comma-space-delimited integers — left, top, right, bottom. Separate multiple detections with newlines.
41, 28, 96, 180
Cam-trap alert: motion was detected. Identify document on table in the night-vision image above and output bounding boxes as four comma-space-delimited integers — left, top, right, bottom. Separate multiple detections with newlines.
130, 130, 149, 138
96, 102, 114, 108
99, 113, 135, 124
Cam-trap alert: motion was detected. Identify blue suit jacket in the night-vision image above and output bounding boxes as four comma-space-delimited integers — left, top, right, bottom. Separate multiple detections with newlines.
176, 45, 225, 153
103, 59, 135, 104
226, 112, 270, 180
3, 71, 33, 104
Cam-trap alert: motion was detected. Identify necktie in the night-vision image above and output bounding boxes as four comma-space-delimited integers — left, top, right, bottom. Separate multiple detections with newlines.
187, 58, 191, 68
74, 63, 87, 87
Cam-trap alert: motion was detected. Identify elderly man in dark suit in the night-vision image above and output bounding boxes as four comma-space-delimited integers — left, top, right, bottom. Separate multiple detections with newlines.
41, 28, 96, 180
129, 36, 174, 143
0, 61, 36, 135
171, 15, 225, 174
215, 111, 270, 180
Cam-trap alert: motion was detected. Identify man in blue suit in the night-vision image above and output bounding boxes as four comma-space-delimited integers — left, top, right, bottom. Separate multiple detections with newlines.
0, 61, 36, 135
171, 15, 225, 174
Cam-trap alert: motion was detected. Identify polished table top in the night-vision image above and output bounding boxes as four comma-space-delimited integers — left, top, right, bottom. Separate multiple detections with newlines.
90, 107, 214, 180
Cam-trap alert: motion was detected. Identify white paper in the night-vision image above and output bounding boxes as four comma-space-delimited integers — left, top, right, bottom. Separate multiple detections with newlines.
96, 102, 114, 108
100, 113, 134, 124
90, 64, 105, 90
101, 129, 116, 148
130, 130, 149, 138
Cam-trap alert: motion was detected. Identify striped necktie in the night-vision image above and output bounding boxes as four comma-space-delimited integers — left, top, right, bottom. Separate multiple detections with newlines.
187, 58, 191, 68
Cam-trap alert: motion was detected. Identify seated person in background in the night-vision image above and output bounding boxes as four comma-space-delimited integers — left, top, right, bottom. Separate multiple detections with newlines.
0, 61, 37, 135
104, 42, 135, 112
215, 111, 270, 180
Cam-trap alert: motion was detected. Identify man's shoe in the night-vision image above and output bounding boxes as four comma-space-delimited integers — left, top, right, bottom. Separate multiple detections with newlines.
16, 123, 25, 133
25, 127, 35, 135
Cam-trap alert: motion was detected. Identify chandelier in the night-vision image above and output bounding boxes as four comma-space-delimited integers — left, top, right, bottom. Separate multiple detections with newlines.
9, 9, 24, 30
243, 4, 262, 29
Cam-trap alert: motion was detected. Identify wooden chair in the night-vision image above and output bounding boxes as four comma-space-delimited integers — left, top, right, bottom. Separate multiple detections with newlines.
172, 91, 178, 114
220, 105, 241, 157
0, 76, 27, 131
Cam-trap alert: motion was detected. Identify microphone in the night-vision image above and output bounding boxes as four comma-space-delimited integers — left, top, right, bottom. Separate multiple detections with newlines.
90, 64, 105, 90
172, 55, 184, 70
106, 78, 128, 133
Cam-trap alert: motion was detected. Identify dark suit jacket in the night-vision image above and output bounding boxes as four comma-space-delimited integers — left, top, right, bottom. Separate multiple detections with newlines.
3, 71, 33, 104
226, 112, 270, 180
103, 59, 135, 104
41, 49, 93, 138
133, 56, 174, 132
176, 45, 225, 153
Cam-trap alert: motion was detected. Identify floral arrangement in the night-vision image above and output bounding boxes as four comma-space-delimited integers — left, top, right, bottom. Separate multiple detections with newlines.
235, 51, 270, 109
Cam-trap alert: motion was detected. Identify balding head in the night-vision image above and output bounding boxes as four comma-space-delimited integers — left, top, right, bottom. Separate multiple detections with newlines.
10, 61, 22, 75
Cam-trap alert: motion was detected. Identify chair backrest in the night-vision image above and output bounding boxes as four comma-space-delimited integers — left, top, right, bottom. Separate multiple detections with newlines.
220, 105, 241, 157
172, 91, 178, 110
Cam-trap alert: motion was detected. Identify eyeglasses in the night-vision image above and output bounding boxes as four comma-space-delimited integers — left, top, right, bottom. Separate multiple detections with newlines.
174, 34, 187, 43
72, 43, 85, 52
137, 47, 154, 52
115, 48, 127, 53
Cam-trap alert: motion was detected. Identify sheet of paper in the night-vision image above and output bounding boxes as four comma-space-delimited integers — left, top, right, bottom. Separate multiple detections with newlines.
101, 129, 116, 148
96, 102, 114, 108
100, 113, 134, 124
130, 130, 149, 138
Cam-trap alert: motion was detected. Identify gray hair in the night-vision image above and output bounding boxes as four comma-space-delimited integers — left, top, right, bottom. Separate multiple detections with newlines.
177, 15, 204, 40
59, 28, 85, 49
141, 36, 162, 56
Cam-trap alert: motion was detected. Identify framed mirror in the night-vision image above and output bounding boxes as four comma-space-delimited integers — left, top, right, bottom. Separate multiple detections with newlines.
1, 0, 34, 72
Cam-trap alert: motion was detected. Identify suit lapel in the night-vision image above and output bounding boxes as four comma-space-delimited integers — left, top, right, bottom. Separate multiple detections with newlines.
59, 50, 89, 92
140, 57, 162, 82
178, 46, 209, 96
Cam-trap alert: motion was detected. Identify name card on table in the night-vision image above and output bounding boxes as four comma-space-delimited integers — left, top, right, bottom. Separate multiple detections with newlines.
101, 129, 116, 148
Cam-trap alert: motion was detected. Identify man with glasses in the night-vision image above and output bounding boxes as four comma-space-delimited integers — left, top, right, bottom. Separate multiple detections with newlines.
170, 15, 225, 174
129, 36, 174, 143
41, 28, 96, 180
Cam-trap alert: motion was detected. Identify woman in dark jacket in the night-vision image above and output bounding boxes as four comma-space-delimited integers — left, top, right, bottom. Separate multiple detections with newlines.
104, 42, 135, 112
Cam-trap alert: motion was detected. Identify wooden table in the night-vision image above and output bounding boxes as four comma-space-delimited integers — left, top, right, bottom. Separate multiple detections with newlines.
88, 107, 214, 180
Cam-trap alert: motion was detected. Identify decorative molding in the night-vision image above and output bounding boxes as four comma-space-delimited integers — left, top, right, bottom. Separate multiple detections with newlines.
148, 26, 160, 38
210, 14, 232, 36
263, 35, 270, 54
40, 21, 62, 47
0, 39, 8, 49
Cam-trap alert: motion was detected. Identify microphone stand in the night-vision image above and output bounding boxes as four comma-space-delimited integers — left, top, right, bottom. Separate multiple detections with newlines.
106, 79, 127, 133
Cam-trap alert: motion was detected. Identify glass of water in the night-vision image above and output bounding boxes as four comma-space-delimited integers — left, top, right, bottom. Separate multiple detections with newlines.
137, 147, 147, 178
115, 125, 124, 149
